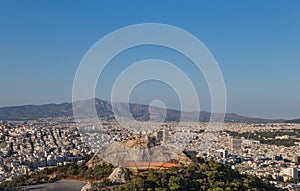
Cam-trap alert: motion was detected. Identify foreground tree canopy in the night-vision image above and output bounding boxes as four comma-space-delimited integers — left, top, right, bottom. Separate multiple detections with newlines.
1, 156, 284, 191
119, 158, 283, 191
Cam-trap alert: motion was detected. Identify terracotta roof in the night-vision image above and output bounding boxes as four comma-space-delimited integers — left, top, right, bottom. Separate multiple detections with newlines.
121, 162, 180, 168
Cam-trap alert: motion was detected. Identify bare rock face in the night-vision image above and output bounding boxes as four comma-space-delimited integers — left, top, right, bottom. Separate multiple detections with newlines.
108, 167, 127, 184
89, 134, 186, 168
80, 182, 98, 191
96, 141, 181, 167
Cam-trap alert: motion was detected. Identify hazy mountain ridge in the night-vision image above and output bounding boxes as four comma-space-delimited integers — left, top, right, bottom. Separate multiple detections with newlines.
0, 98, 291, 123
284, 118, 300, 123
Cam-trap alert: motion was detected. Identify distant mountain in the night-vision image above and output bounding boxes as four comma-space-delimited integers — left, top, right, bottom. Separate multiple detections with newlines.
283, 118, 300, 123
0, 103, 73, 120
0, 98, 285, 123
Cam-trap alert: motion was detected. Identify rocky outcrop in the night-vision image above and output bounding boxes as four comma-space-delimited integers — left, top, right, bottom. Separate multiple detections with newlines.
80, 182, 98, 191
108, 167, 127, 184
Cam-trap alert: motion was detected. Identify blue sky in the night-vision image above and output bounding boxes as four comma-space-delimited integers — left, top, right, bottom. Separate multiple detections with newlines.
0, 0, 299, 119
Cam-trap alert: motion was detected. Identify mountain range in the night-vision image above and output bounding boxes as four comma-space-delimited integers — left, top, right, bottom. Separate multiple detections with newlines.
0, 98, 297, 123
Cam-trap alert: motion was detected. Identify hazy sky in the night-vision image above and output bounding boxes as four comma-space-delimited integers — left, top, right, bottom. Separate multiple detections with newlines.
0, 1, 299, 119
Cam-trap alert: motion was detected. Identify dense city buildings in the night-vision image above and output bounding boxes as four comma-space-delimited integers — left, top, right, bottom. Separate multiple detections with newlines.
0, 118, 91, 182
1, 118, 300, 190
